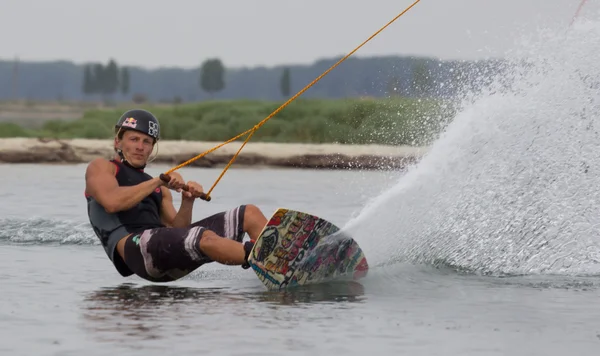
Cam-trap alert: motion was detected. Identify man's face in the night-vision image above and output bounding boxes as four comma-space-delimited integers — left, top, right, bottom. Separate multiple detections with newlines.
115, 130, 155, 166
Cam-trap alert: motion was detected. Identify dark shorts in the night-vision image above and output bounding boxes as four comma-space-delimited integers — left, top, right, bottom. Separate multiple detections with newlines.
123, 205, 247, 282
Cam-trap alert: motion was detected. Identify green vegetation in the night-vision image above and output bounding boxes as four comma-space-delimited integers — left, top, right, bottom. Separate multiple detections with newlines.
280, 67, 291, 98
0, 122, 31, 138
3, 97, 457, 146
199, 59, 226, 96
82, 59, 130, 99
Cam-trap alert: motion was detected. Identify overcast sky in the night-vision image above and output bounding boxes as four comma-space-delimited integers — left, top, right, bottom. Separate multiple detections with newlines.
1, 0, 597, 69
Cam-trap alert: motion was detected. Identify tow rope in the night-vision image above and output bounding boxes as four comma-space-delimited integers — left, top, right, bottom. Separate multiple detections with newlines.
160, 0, 422, 201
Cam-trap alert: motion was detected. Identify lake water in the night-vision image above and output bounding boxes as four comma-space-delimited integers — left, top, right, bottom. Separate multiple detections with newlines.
5, 13, 600, 356
1, 163, 599, 356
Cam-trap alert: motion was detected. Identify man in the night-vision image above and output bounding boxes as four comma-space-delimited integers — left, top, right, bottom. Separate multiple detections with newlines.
84, 108, 268, 282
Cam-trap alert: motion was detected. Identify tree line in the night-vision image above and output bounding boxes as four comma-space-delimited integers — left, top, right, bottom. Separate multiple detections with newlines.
0, 55, 507, 102
82, 58, 294, 101
82, 59, 130, 98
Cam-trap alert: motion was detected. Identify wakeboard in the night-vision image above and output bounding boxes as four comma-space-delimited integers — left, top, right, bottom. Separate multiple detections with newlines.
247, 208, 369, 290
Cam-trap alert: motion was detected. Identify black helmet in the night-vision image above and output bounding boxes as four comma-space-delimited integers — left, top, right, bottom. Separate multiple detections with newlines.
114, 109, 160, 141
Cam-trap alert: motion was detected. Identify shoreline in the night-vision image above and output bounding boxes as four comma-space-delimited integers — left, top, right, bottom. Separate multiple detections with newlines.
0, 138, 429, 170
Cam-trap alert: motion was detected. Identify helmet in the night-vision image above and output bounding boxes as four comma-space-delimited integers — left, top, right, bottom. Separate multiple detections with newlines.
114, 109, 160, 141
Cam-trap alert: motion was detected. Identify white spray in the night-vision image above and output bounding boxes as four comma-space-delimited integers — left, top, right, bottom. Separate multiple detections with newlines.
344, 17, 600, 276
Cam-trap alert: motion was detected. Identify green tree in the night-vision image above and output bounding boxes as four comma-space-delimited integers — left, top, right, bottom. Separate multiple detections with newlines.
280, 67, 291, 98
103, 59, 119, 96
199, 58, 225, 96
82, 65, 94, 96
411, 58, 432, 98
91, 63, 105, 95
386, 75, 402, 97
120, 67, 130, 95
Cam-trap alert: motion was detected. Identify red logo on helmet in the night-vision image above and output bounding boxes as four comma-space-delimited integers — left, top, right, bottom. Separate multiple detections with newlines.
123, 117, 137, 128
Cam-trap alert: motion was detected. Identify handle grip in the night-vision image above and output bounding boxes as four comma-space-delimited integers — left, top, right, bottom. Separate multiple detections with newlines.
159, 173, 211, 201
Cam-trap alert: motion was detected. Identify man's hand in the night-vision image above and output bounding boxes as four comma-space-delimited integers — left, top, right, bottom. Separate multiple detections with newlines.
182, 181, 204, 200
162, 172, 187, 192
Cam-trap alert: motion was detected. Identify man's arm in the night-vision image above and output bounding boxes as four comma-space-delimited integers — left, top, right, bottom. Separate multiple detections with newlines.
160, 187, 195, 228
85, 158, 164, 213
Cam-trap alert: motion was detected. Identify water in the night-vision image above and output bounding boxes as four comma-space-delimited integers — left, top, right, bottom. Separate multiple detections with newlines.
1, 163, 599, 355
345, 17, 600, 276
4, 16, 600, 356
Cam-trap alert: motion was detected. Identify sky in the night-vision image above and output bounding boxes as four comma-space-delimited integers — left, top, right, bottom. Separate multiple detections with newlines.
1, 0, 597, 69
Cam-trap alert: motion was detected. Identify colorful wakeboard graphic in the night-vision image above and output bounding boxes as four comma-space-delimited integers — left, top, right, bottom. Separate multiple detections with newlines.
248, 208, 369, 290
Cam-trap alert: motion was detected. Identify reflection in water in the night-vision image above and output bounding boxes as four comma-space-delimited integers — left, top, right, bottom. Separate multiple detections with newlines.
80, 281, 366, 344
257, 281, 366, 304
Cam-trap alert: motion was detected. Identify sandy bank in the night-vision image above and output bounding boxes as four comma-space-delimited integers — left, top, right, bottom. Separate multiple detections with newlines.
0, 138, 429, 170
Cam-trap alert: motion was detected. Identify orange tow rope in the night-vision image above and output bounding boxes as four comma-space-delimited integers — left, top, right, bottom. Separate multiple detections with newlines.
164, 0, 422, 200
570, 0, 589, 27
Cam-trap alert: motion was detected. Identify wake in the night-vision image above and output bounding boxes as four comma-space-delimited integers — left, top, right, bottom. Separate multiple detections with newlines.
344, 18, 600, 277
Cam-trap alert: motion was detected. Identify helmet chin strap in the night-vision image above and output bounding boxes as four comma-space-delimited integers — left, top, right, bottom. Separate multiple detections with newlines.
116, 148, 147, 170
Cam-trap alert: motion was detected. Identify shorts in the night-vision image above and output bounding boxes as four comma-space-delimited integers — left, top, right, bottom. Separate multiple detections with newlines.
123, 205, 247, 282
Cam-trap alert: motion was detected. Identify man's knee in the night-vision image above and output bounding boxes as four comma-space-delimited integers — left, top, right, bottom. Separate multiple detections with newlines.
199, 229, 221, 248
244, 204, 266, 221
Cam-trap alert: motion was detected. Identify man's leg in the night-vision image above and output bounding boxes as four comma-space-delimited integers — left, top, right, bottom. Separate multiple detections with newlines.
189, 204, 268, 267
190, 204, 268, 242
242, 204, 268, 241
121, 225, 215, 282
194, 204, 267, 268
198, 229, 252, 265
